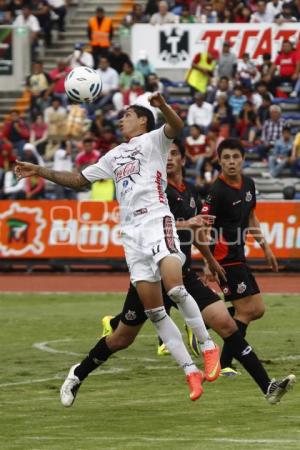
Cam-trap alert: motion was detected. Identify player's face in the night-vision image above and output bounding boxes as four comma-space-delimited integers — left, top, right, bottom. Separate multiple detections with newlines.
219, 149, 244, 177
119, 108, 143, 139
167, 145, 184, 176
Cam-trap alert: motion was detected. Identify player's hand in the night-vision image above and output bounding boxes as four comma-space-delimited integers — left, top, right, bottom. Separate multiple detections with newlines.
206, 258, 227, 284
149, 92, 166, 108
15, 160, 39, 179
187, 214, 215, 229
264, 247, 279, 272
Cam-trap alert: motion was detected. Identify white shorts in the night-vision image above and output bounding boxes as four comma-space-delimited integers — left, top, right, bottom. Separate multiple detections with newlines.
122, 215, 185, 286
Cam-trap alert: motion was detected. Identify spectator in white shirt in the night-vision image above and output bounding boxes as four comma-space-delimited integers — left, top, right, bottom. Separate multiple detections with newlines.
48, 0, 66, 33
250, 0, 273, 23
13, 5, 40, 59
67, 43, 94, 69
150, 1, 177, 25
94, 56, 119, 110
266, 0, 282, 20
52, 141, 77, 199
187, 92, 213, 130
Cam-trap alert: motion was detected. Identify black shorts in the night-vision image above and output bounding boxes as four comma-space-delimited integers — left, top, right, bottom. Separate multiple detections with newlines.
220, 263, 260, 302
120, 268, 220, 327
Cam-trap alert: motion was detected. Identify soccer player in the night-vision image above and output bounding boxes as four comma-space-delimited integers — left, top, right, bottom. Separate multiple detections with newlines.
100, 141, 295, 406
15, 94, 220, 403
201, 138, 280, 376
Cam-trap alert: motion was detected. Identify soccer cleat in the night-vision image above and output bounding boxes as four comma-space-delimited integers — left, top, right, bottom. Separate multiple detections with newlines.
101, 315, 114, 338
202, 345, 221, 382
265, 374, 296, 405
185, 324, 201, 357
186, 371, 204, 401
157, 343, 170, 356
60, 364, 81, 407
220, 367, 240, 377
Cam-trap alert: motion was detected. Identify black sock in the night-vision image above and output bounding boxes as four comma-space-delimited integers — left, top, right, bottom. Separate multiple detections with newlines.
220, 319, 248, 368
74, 337, 113, 381
223, 330, 270, 393
110, 314, 122, 330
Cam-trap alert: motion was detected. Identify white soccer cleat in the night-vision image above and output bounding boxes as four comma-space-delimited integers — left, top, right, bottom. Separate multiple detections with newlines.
60, 364, 81, 407
265, 374, 296, 404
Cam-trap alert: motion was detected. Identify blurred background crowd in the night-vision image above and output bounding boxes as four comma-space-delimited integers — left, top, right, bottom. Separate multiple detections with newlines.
1, 0, 300, 201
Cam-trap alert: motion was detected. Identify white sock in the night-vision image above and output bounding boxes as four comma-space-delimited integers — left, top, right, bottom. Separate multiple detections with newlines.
145, 306, 198, 375
167, 285, 211, 344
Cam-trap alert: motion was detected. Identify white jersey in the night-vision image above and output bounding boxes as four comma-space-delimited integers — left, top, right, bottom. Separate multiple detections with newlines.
82, 126, 173, 226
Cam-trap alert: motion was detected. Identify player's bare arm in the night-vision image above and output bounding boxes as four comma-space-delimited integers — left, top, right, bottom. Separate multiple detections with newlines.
149, 92, 184, 138
15, 160, 90, 191
249, 209, 278, 272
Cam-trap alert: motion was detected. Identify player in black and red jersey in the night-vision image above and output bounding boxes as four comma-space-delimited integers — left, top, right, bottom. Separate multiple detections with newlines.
99, 140, 295, 405
201, 138, 279, 376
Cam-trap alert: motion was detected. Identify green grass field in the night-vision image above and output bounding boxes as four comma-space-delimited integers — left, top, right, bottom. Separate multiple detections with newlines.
0, 293, 299, 450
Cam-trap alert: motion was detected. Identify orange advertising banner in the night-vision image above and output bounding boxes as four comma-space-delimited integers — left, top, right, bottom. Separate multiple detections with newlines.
0, 200, 299, 260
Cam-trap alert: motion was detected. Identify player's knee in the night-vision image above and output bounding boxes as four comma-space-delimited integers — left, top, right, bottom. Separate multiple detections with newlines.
167, 285, 188, 305
251, 303, 265, 320
145, 306, 167, 323
106, 333, 135, 351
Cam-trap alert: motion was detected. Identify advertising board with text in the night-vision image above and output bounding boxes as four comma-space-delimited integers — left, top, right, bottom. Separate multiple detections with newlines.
0, 200, 299, 260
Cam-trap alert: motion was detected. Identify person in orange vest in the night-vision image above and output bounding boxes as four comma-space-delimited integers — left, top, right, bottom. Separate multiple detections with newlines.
87, 7, 113, 68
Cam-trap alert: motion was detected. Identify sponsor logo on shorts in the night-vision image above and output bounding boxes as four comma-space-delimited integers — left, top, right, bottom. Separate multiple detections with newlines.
245, 191, 252, 202
222, 285, 231, 296
125, 310, 137, 321
241, 345, 252, 356
232, 200, 241, 206
237, 282, 247, 294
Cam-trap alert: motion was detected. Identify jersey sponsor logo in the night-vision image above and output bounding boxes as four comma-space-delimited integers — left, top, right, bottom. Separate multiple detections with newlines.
205, 194, 212, 204
115, 159, 140, 183
155, 170, 166, 204
163, 216, 178, 254
190, 197, 196, 209
201, 205, 210, 214
125, 310, 137, 321
245, 191, 253, 202
233, 200, 242, 206
237, 281, 247, 294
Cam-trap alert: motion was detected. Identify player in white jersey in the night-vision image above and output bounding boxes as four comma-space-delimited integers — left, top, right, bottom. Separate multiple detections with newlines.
15, 94, 220, 404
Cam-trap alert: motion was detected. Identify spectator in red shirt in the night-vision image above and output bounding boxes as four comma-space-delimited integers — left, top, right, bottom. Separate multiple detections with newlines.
75, 137, 100, 171
270, 40, 299, 95
95, 125, 118, 155
2, 110, 30, 158
184, 124, 207, 177
49, 59, 71, 106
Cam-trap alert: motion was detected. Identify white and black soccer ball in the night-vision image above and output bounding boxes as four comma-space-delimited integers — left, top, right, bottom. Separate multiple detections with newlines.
64, 66, 102, 103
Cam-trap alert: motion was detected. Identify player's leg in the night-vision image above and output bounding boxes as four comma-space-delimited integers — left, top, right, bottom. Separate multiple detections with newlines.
219, 264, 263, 370
160, 255, 220, 382
60, 284, 147, 407
136, 280, 204, 400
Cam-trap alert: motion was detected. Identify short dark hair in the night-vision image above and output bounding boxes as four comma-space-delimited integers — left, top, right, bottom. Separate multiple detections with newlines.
127, 105, 155, 132
173, 138, 185, 158
217, 138, 245, 158
282, 126, 291, 133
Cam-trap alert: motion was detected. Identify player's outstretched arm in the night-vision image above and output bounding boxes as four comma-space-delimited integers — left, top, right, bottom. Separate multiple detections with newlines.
149, 92, 184, 139
15, 160, 90, 191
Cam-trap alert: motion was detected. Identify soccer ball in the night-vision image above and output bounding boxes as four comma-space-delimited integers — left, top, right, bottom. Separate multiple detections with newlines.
64, 66, 102, 103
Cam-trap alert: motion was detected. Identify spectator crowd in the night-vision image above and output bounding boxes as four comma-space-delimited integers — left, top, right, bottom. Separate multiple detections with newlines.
1, 0, 300, 201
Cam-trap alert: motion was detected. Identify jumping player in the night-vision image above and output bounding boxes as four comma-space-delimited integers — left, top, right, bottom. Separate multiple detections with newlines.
100, 141, 296, 405
201, 138, 280, 375
15, 94, 220, 404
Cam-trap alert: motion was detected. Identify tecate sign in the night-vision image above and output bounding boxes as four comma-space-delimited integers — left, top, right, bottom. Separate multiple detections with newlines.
132, 23, 300, 69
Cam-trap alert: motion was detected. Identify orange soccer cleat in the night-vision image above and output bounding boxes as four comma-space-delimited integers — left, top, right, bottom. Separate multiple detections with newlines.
202, 345, 221, 382
186, 371, 204, 401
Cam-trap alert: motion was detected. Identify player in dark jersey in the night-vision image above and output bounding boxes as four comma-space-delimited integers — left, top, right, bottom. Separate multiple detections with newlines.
99, 140, 295, 405
201, 138, 279, 376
